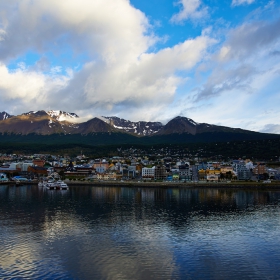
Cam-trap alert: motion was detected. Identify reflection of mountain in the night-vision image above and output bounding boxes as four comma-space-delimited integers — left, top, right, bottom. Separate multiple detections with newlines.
1, 186, 279, 222
1, 186, 280, 279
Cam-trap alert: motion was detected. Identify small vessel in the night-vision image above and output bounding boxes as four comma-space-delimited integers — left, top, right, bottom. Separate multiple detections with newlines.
45, 182, 56, 190
15, 180, 23, 186
38, 180, 44, 187
56, 180, 69, 190
44, 180, 69, 190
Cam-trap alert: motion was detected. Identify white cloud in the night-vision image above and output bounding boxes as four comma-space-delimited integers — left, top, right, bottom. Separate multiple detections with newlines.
0, 0, 279, 134
162, 16, 280, 133
231, 0, 255, 7
54, 34, 215, 118
0, 63, 69, 114
261, 124, 280, 134
170, 0, 208, 23
0, 0, 154, 63
0, 0, 214, 121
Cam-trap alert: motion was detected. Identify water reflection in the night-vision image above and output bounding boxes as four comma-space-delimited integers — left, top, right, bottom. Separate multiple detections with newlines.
0, 185, 280, 279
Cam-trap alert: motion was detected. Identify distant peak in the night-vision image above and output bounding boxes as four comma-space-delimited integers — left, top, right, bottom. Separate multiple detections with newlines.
23, 110, 48, 116
170, 116, 198, 126
0, 111, 12, 120
47, 110, 79, 121
97, 116, 110, 123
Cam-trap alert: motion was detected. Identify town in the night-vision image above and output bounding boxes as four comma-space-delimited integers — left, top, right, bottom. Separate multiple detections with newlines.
1, 147, 280, 184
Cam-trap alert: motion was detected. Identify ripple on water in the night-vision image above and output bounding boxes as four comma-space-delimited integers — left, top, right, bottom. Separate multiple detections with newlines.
1, 186, 280, 279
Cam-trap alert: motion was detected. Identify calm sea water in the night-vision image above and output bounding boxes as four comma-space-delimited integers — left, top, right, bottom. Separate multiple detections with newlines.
1, 185, 280, 280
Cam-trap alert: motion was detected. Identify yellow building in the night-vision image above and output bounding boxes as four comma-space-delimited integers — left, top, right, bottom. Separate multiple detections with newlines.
220, 166, 233, 174
206, 169, 221, 175
97, 172, 117, 180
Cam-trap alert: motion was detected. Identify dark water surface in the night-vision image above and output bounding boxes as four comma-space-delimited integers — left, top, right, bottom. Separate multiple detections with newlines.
1, 185, 280, 279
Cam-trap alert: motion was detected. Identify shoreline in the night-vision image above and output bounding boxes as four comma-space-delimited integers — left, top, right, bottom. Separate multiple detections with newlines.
2, 180, 280, 189
69, 181, 280, 189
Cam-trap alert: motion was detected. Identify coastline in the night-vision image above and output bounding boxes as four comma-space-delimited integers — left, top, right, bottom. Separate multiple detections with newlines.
2, 180, 280, 189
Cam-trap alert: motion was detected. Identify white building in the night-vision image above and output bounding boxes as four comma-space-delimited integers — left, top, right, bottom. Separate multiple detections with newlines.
142, 167, 155, 179
245, 161, 254, 170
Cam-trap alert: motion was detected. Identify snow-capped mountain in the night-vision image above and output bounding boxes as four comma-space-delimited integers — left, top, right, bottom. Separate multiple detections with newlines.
47, 110, 79, 121
0, 110, 81, 135
103, 116, 163, 135
0, 111, 12, 120
0, 110, 271, 137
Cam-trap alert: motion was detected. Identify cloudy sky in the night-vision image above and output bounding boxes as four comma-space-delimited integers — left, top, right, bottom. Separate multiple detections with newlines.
0, 0, 280, 132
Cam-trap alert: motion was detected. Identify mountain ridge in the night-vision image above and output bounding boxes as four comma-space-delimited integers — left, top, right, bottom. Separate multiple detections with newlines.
0, 110, 278, 140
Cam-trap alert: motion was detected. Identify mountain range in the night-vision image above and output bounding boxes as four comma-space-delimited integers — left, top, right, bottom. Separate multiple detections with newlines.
0, 110, 279, 145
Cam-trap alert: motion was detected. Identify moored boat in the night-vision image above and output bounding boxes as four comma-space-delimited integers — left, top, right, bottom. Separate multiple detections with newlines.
15, 180, 23, 186
56, 180, 69, 190
45, 181, 56, 190
44, 180, 69, 190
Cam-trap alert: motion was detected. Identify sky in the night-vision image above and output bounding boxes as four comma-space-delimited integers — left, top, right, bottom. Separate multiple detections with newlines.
0, 0, 280, 133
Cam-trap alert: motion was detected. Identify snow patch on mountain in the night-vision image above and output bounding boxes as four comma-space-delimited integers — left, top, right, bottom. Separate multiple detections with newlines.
0, 112, 12, 120
47, 110, 79, 122
103, 116, 163, 136
187, 118, 199, 126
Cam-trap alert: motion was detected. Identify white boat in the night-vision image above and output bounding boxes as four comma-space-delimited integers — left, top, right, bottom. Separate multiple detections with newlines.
45, 181, 57, 190
44, 180, 69, 190
38, 181, 44, 187
56, 180, 69, 190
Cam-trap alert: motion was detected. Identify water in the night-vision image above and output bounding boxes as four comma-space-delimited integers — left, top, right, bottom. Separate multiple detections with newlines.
1, 185, 280, 279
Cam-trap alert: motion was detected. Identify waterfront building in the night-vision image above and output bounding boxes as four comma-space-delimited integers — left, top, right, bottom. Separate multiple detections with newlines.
220, 166, 233, 174
178, 164, 192, 181
93, 159, 109, 170
97, 172, 117, 180
142, 167, 155, 179
253, 162, 267, 176
122, 166, 136, 179
154, 166, 167, 180
233, 163, 252, 180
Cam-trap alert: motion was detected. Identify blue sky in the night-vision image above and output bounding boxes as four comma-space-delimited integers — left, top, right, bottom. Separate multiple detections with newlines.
0, 0, 280, 133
